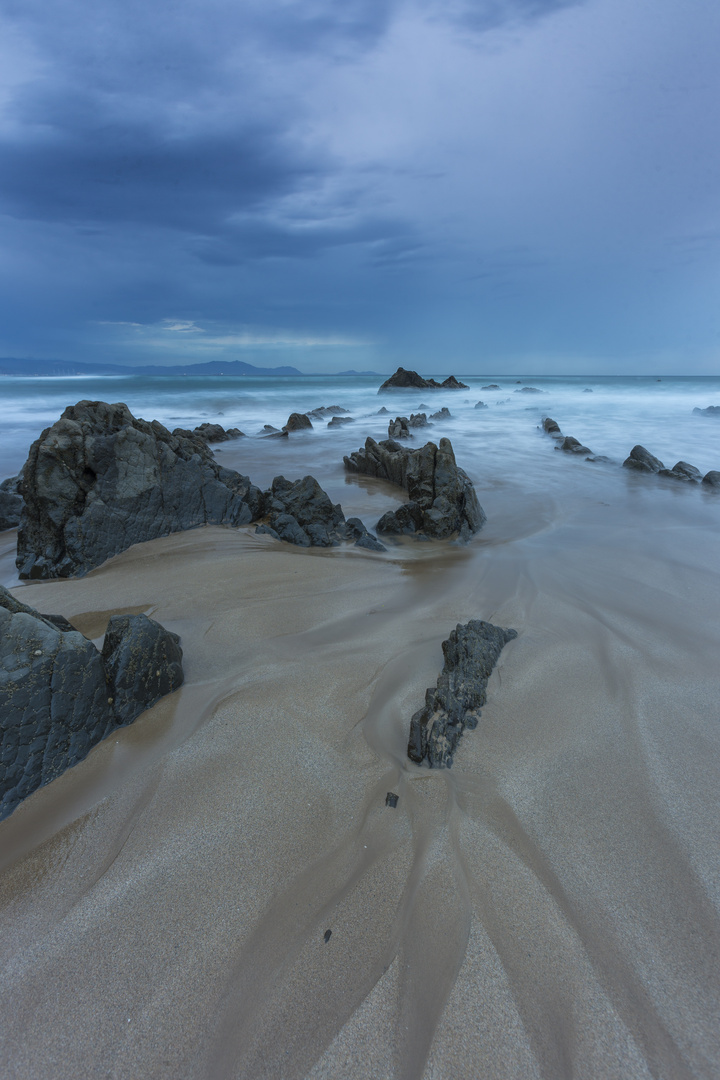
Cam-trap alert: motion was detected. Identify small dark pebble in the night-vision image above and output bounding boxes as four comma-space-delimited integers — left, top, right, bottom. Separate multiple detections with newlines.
324, 929, 332, 943
385, 792, 399, 808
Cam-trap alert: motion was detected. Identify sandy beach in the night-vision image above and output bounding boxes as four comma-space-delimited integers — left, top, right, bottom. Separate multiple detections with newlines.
1, 447, 719, 1080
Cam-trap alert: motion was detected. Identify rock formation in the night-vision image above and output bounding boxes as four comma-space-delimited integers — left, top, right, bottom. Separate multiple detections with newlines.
702, 471, 720, 488
0, 586, 183, 820
16, 400, 264, 580
407, 620, 517, 768
343, 437, 485, 540
327, 416, 354, 427
692, 405, 720, 417
542, 417, 561, 434
388, 417, 411, 439
378, 367, 468, 392
429, 407, 451, 421
559, 435, 592, 455
0, 475, 23, 531
658, 461, 702, 482
283, 413, 313, 432
622, 445, 664, 473
255, 475, 346, 548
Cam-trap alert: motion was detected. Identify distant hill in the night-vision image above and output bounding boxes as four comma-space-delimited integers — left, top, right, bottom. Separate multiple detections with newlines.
0, 358, 305, 378
335, 369, 383, 377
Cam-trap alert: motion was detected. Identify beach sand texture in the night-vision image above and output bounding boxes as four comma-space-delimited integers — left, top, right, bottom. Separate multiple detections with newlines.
1, 467, 719, 1079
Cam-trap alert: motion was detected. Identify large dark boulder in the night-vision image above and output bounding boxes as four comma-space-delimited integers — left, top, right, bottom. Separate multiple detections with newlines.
0, 586, 183, 820
559, 435, 592, 455
702, 471, 720, 488
542, 417, 561, 434
622, 445, 665, 473
378, 367, 468, 392
283, 413, 313, 432
344, 437, 486, 540
0, 475, 23, 531
408, 620, 517, 768
16, 400, 264, 579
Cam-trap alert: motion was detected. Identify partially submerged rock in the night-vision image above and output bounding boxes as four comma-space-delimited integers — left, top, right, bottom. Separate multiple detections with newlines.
474, 401, 488, 409
559, 435, 592, 455
327, 415, 354, 428
0, 475, 23, 531
407, 620, 517, 768
283, 413, 313, 432
542, 417, 561, 434
692, 405, 720, 417
343, 437, 485, 540
658, 461, 702, 483
257, 475, 347, 548
623, 445, 664, 473
388, 417, 411, 439
16, 400, 264, 580
378, 367, 468, 392
482, 384, 501, 390
0, 587, 183, 820
515, 386, 542, 393
429, 407, 451, 421
408, 413, 429, 427
306, 405, 349, 419
702, 471, 720, 488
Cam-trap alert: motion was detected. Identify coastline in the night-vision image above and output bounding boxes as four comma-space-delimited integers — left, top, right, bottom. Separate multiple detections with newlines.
2, 460, 719, 1077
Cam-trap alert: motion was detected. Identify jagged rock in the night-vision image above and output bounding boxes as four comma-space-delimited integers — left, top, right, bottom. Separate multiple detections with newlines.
283, 413, 313, 432
343, 437, 485, 540
408, 413, 429, 427
692, 405, 720, 416
327, 416, 354, 427
429, 407, 451, 421
262, 429, 289, 439
260, 424, 280, 433
407, 620, 517, 768
0, 586, 183, 820
474, 401, 488, 409
16, 400, 264, 580
623, 445, 665, 473
658, 461, 702, 482
0, 475, 23, 531
377, 406, 389, 415
388, 417, 411, 439
378, 367, 468, 392
702, 471, 720, 488
258, 475, 346, 548
542, 417, 561, 434
559, 435, 592, 455
482, 384, 501, 390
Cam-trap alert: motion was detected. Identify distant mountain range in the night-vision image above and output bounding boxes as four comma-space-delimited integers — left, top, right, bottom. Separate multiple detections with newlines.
0, 358, 383, 378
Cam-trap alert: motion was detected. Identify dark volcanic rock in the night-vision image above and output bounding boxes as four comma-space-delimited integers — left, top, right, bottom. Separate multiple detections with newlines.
559, 435, 592, 455
343, 437, 486, 540
327, 415, 354, 427
0, 586, 183, 820
692, 405, 720, 417
0, 475, 23, 531
474, 401, 488, 409
345, 517, 386, 552
378, 367, 468, 392
259, 475, 346, 548
702, 471, 720, 488
283, 413, 313, 432
408, 413, 429, 427
16, 400, 264, 580
429, 407, 451, 421
542, 417, 561, 434
407, 620, 517, 768
194, 423, 245, 442
622, 445, 665, 473
101, 614, 183, 725
658, 461, 702, 482
262, 429, 289, 439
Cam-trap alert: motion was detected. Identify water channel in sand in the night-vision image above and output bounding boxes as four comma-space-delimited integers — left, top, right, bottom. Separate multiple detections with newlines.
1, 381, 720, 1078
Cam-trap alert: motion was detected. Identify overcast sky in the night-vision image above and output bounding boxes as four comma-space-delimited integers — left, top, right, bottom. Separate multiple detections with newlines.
0, 0, 718, 374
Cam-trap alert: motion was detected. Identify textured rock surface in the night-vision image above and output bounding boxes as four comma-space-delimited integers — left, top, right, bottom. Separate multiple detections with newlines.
559, 435, 592, 455
378, 367, 468, 392
542, 417, 561, 434
327, 416, 354, 428
702, 470, 720, 488
429, 407, 451, 421
0, 475, 23, 531
0, 587, 183, 820
408, 620, 517, 768
344, 437, 485, 540
16, 400, 263, 579
623, 445, 665, 473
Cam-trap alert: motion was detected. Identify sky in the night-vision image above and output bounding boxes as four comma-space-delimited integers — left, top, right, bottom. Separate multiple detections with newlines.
0, 0, 718, 375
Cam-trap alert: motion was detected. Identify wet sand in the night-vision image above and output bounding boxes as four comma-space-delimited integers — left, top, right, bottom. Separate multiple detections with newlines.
1, 470, 720, 1078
